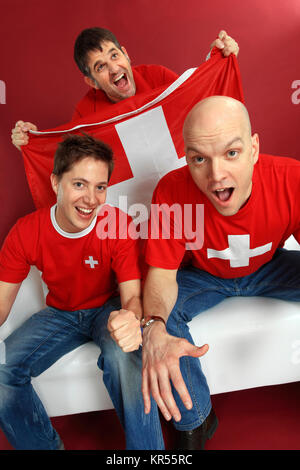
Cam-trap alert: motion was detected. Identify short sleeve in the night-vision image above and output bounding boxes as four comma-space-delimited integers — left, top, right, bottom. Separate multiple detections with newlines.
145, 183, 186, 269
0, 222, 31, 283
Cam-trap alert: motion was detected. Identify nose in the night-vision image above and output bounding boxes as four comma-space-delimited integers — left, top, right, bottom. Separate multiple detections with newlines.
108, 60, 120, 75
83, 188, 98, 206
208, 159, 227, 183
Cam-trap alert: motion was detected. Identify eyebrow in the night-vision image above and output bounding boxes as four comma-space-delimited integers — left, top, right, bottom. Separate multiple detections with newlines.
186, 136, 244, 154
93, 48, 119, 71
72, 178, 108, 185
225, 137, 244, 148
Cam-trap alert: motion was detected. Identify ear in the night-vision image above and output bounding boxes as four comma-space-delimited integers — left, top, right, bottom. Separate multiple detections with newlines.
50, 173, 59, 196
121, 46, 130, 62
251, 133, 260, 164
84, 75, 99, 90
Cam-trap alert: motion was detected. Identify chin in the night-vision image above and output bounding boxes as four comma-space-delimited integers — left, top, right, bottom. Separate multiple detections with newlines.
214, 204, 239, 217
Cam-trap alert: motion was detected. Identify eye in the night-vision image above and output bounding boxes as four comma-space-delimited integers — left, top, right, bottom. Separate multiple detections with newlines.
96, 63, 105, 73
97, 185, 107, 192
227, 150, 239, 158
74, 182, 83, 188
111, 52, 118, 59
193, 156, 205, 165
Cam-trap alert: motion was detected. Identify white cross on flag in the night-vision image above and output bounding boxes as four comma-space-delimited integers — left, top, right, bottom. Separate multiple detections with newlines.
21, 51, 244, 211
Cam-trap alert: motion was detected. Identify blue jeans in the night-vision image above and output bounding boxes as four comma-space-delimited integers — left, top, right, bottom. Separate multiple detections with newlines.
0, 296, 164, 450
166, 248, 300, 431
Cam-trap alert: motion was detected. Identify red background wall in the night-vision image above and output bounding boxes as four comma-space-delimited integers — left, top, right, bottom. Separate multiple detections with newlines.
1, 0, 300, 245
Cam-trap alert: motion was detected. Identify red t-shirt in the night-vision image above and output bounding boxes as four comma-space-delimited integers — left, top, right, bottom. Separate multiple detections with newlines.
72, 64, 179, 119
0, 205, 141, 311
145, 154, 300, 279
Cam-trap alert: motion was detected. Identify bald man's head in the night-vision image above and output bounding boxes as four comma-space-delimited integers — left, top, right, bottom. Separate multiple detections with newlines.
183, 96, 252, 143
183, 96, 259, 216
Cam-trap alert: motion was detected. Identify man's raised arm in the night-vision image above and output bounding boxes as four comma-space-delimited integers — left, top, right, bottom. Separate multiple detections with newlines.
142, 266, 208, 423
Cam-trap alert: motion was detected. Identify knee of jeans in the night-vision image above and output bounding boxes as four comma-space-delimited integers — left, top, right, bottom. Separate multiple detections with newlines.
97, 345, 143, 407
97, 338, 142, 374
0, 363, 13, 386
97, 336, 126, 369
0, 361, 30, 388
0, 365, 17, 411
166, 307, 190, 337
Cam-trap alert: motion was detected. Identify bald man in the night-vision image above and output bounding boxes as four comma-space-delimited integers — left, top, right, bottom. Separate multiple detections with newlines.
142, 96, 300, 450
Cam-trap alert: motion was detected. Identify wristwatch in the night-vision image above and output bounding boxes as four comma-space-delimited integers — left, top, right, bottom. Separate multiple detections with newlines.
141, 315, 166, 329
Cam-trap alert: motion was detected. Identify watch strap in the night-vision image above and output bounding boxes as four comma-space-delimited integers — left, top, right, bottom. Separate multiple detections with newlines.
141, 315, 166, 329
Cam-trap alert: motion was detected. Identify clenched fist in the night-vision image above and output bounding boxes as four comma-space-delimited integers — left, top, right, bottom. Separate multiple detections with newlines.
108, 309, 142, 352
211, 30, 239, 57
11, 121, 37, 151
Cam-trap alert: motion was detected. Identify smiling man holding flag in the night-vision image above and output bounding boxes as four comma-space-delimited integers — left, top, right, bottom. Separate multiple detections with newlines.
10, 28, 242, 214
11, 26, 239, 149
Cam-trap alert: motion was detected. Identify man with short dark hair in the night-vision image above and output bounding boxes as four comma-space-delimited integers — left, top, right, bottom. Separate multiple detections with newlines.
11, 27, 239, 148
0, 134, 164, 450
71, 26, 178, 118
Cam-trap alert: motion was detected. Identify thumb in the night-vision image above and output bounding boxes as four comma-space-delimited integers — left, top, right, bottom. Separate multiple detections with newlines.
118, 308, 129, 316
107, 309, 120, 331
186, 343, 209, 358
218, 30, 227, 41
215, 38, 225, 49
23, 122, 38, 132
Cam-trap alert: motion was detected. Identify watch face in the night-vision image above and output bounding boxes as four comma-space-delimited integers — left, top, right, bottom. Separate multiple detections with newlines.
142, 316, 165, 329
142, 317, 154, 328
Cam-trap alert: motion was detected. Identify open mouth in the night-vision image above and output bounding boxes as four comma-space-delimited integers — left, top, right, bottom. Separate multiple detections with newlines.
214, 187, 234, 203
75, 206, 94, 218
113, 72, 128, 89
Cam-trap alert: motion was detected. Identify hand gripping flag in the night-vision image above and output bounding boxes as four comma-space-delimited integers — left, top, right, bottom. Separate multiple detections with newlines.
21, 51, 244, 212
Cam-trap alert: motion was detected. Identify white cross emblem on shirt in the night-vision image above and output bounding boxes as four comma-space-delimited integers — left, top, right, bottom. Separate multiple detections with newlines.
207, 234, 272, 267
84, 256, 99, 269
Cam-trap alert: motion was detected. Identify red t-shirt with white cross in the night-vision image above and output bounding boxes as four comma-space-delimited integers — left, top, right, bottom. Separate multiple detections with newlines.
145, 154, 300, 278
0, 205, 141, 311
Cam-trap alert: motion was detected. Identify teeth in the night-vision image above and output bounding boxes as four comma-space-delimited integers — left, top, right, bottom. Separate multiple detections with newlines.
114, 73, 125, 83
77, 207, 93, 214
216, 189, 226, 192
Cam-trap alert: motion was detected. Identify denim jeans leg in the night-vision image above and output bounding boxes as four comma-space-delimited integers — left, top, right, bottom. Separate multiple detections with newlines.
166, 267, 230, 431
239, 248, 300, 301
91, 297, 165, 450
169, 249, 300, 431
0, 307, 89, 450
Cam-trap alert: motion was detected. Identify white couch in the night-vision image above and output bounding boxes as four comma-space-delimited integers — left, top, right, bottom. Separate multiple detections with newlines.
0, 237, 299, 418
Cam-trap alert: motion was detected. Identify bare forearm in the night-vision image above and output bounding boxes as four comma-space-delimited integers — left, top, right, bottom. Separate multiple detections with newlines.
0, 309, 10, 328
143, 267, 178, 323
0, 281, 21, 327
122, 295, 143, 321
142, 267, 208, 422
